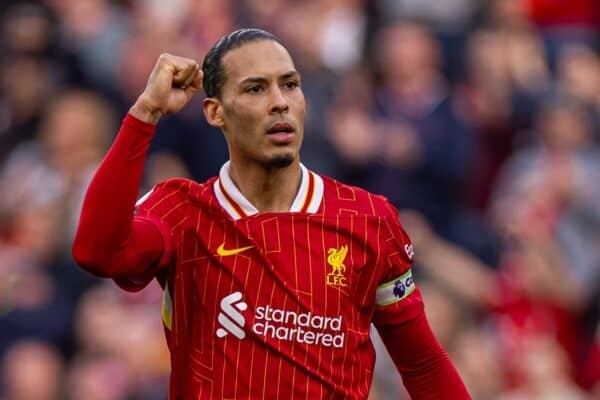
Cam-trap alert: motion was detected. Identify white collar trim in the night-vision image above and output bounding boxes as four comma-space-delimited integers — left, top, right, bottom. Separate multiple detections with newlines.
213, 161, 323, 220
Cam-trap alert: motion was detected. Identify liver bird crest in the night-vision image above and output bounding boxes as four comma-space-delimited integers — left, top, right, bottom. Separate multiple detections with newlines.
327, 245, 348, 275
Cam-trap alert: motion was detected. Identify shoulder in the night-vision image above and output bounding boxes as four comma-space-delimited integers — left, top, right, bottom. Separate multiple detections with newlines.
320, 174, 396, 218
154, 177, 215, 194
136, 177, 217, 211
320, 175, 413, 257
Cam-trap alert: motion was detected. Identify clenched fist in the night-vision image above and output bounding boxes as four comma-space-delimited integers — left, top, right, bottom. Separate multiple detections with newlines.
129, 54, 203, 125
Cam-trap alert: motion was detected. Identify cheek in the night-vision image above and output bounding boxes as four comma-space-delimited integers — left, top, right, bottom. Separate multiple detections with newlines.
288, 94, 305, 120
227, 99, 264, 126
294, 91, 306, 109
297, 101, 306, 119
223, 102, 263, 145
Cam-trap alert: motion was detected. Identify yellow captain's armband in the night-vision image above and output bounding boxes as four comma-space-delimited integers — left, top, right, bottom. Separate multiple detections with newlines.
376, 269, 415, 306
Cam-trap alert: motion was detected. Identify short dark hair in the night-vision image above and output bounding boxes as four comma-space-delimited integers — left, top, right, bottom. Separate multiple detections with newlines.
202, 28, 284, 98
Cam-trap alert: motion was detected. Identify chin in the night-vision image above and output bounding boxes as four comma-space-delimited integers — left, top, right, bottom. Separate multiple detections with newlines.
265, 154, 295, 169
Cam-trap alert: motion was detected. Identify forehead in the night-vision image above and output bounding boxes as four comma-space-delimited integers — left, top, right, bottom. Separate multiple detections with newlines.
221, 40, 296, 83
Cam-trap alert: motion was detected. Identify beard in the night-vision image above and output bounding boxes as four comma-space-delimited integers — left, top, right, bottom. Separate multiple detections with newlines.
265, 153, 295, 169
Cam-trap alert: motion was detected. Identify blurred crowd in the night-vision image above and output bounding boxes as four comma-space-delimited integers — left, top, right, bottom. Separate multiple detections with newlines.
0, 0, 598, 399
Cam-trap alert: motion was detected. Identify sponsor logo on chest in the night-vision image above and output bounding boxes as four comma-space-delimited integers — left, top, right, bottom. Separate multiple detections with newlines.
215, 291, 345, 348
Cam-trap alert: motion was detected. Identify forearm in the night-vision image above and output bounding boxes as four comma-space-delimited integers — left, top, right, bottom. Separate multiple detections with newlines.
416, 238, 496, 305
378, 313, 471, 399
72, 114, 163, 278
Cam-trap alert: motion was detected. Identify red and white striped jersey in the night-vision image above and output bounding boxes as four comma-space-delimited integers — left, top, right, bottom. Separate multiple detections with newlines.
133, 162, 422, 399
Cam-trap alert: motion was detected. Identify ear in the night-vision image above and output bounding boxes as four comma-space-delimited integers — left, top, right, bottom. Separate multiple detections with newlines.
203, 98, 224, 128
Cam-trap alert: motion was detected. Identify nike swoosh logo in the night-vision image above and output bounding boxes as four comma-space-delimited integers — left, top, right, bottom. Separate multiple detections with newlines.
216, 243, 254, 257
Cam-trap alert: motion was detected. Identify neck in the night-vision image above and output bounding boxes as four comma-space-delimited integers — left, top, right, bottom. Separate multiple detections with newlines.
228, 158, 302, 212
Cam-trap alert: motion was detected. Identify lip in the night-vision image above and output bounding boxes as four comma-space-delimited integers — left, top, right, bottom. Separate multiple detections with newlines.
267, 131, 294, 144
267, 122, 294, 134
266, 122, 295, 144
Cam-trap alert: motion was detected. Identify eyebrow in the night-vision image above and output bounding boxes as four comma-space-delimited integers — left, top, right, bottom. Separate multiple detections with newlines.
239, 70, 300, 85
280, 70, 300, 80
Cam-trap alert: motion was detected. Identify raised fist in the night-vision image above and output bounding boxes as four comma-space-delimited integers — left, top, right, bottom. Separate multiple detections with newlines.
129, 53, 203, 124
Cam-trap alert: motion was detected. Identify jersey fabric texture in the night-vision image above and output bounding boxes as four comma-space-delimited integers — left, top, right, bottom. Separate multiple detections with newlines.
131, 161, 422, 399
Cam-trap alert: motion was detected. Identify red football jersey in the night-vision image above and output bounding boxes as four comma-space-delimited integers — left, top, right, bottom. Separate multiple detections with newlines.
132, 162, 422, 399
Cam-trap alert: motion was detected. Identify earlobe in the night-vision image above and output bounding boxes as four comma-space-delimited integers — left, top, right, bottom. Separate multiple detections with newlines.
203, 98, 224, 128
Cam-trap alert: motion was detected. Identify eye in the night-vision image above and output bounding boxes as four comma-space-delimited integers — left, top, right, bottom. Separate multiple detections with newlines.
246, 85, 263, 93
285, 80, 299, 90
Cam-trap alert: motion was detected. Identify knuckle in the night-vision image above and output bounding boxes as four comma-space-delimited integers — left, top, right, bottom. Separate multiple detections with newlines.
157, 53, 173, 65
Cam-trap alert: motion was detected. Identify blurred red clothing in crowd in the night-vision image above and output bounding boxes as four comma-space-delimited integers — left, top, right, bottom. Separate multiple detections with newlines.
526, 0, 600, 27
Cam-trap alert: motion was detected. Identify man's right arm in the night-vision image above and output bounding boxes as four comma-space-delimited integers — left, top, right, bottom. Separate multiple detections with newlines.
72, 54, 203, 284
72, 114, 166, 282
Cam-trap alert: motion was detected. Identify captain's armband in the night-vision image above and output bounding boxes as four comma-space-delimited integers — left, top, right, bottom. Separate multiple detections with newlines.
376, 269, 415, 306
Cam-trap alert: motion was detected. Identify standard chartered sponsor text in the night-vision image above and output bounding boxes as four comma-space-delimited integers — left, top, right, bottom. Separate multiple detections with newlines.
252, 305, 345, 348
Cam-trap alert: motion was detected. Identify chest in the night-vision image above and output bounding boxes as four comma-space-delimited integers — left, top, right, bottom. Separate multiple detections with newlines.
176, 214, 384, 311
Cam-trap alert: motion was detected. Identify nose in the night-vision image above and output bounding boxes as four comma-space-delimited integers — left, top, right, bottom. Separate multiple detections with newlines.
269, 87, 289, 114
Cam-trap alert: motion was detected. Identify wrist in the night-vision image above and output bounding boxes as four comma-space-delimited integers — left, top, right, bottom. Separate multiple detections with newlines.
129, 95, 163, 125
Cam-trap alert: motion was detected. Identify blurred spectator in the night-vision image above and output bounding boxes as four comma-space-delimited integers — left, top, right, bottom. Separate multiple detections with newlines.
346, 20, 500, 262
493, 98, 600, 302
316, 0, 368, 73
0, 201, 73, 358
556, 44, 600, 132
65, 353, 134, 400
451, 326, 504, 400
0, 89, 115, 246
455, 28, 519, 210
325, 68, 378, 179
374, 0, 480, 78
497, 336, 588, 400
0, 54, 56, 165
239, 0, 293, 34
45, 0, 131, 92
455, 25, 550, 209
182, 0, 237, 54
0, 90, 114, 228
368, 21, 472, 232
486, 0, 533, 32
399, 210, 496, 305
1, 2, 54, 57
0, 90, 115, 354
72, 283, 168, 399
1, 340, 64, 400
376, 0, 478, 32
490, 97, 600, 392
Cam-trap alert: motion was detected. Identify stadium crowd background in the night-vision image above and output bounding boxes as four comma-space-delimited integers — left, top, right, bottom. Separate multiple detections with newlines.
0, 0, 598, 398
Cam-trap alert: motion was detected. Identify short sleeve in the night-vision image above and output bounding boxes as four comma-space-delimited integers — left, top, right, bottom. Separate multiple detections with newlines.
372, 202, 424, 326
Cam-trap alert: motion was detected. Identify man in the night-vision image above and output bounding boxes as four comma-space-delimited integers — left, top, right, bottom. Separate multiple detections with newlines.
73, 28, 470, 399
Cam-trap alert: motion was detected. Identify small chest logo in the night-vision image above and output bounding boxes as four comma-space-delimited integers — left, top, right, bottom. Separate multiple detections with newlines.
216, 242, 254, 257
326, 245, 348, 287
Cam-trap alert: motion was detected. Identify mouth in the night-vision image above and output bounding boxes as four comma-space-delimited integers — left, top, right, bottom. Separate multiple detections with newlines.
267, 122, 295, 134
266, 122, 295, 144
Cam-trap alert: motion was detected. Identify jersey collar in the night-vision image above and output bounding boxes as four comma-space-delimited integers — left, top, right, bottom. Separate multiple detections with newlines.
214, 161, 323, 220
